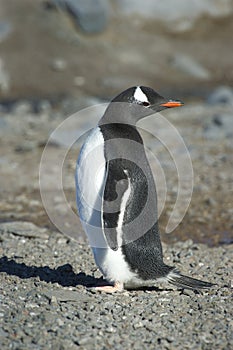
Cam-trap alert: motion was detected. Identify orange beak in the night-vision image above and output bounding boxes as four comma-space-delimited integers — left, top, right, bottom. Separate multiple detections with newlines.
160, 100, 183, 108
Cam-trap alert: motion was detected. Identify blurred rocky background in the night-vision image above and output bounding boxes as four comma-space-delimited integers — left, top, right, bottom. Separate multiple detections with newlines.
0, 0, 233, 246
1, 0, 233, 101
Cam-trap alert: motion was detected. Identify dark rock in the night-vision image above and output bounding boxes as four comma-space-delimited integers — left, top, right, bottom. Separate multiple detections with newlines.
50, 0, 110, 33
212, 115, 223, 126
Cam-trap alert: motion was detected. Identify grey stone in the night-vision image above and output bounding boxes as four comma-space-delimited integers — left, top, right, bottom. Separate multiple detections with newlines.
0, 118, 8, 130
207, 86, 233, 105
78, 337, 93, 345
203, 114, 233, 139
42, 289, 91, 302
0, 328, 8, 337
0, 221, 49, 239
14, 141, 38, 153
170, 54, 210, 80
51, 58, 67, 71
0, 21, 12, 43
36, 100, 51, 113
204, 197, 217, 207
25, 302, 40, 309
73, 76, 85, 87
13, 101, 32, 114
0, 58, 10, 93
51, 0, 110, 33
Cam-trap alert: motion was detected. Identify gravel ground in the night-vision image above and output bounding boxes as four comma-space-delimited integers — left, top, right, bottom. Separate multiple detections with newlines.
0, 221, 232, 350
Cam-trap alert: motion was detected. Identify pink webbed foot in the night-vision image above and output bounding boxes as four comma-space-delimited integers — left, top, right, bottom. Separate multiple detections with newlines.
90, 281, 124, 293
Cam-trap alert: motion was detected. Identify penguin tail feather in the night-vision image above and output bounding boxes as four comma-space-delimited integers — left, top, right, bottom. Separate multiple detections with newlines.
166, 269, 214, 290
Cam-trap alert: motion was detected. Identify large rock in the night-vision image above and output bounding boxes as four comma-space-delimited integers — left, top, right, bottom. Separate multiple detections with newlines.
115, 0, 233, 32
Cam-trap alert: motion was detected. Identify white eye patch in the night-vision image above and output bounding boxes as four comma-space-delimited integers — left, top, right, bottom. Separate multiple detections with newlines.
133, 86, 149, 104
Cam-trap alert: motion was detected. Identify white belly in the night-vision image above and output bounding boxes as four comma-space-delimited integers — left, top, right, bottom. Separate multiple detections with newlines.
75, 126, 137, 283
92, 246, 137, 283
76, 126, 107, 248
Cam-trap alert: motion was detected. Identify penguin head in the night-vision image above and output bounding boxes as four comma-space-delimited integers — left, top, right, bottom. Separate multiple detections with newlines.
106, 86, 183, 123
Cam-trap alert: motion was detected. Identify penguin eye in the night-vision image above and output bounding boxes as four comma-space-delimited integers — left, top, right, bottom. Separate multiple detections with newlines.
142, 101, 150, 107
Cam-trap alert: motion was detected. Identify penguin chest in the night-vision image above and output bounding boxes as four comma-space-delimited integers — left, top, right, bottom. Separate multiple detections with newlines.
76, 127, 107, 248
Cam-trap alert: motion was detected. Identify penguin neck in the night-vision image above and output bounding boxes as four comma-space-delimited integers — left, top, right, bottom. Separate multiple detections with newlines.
98, 106, 143, 144
99, 103, 139, 127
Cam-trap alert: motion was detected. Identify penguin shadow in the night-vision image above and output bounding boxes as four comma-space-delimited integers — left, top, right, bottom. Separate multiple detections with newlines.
0, 256, 108, 288
0, 256, 194, 293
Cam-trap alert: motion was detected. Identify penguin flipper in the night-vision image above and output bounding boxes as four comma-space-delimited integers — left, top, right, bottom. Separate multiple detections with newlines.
167, 270, 215, 290
102, 159, 129, 251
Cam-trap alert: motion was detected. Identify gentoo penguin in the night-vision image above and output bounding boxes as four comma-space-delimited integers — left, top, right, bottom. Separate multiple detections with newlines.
75, 86, 213, 292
